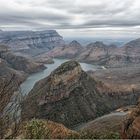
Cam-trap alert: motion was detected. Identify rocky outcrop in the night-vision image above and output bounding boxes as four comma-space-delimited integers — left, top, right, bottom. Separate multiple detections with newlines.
76, 40, 140, 66
76, 42, 117, 64
122, 38, 140, 56
34, 53, 54, 64
0, 57, 27, 138
22, 61, 140, 127
47, 38, 140, 67
0, 45, 46, 138
1, 52, 46, 73
0, 30, 64, 56
80, 39, 140, 66
47, 40, 82, 59
0, 58, 26, 114
76, 112, 127, 139
0, 45, 46, 74
122, 98, 140, 139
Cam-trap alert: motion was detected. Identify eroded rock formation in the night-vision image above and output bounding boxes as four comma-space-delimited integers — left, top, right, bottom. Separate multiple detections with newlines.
122, 98, 140, 139
0, 30, 64, 56
22, 61, 140, 127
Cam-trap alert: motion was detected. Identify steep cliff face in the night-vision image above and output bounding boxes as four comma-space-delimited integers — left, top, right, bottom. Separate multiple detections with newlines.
1, 52, 46, 73
0, 45, 46, 74
0, 45, 47, 138
22, 61, 139, 127
0, 60, 26, 138
0, 30, 64, 55
22, 61, 111, 127
0, 58, 26, 114
122, 98, 140, 139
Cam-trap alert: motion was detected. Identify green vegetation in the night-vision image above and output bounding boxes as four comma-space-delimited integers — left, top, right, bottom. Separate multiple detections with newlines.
19, 119, 120, 139
23, 119, 79, 139
24, 119, 50, 139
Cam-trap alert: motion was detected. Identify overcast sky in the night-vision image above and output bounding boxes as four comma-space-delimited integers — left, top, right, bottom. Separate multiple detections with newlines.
0, 0, 140, 38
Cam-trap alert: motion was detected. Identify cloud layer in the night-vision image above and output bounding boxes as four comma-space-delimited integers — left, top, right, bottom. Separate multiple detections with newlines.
0, 0, 140, 37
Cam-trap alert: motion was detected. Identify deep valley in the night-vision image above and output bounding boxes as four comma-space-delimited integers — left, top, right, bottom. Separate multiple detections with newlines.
0, 30, 140, 139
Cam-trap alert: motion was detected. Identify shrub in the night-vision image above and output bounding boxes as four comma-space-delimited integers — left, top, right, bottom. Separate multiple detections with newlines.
24, 119, 50, 139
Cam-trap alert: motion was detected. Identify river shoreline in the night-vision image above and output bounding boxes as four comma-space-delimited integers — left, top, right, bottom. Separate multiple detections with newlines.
20, 58, 101, 96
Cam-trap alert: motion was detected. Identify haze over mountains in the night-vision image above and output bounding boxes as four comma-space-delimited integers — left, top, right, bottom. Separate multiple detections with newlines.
0, 29, 140, 139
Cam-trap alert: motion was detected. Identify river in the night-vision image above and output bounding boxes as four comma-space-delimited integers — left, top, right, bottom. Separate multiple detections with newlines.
20, 58, 99, 95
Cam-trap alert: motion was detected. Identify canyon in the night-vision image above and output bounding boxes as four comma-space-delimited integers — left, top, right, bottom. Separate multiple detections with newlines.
0, 30, 140, 139
21, 61, 140, 128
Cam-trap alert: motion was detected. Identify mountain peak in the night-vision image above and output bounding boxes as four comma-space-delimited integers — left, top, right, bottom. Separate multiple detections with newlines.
87, 41, 106, 48
125, 38, 140, 47
51, 60, 81, 76
69, 40, 82, 48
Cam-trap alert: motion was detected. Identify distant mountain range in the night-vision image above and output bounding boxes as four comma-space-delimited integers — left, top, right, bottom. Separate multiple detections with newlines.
47, 38, 140, 67
0, 30, 140, 67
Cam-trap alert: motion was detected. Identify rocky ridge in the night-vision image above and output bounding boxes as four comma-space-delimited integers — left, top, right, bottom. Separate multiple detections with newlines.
0, 45, 47, 138
47, 38, 140, 67
0, 45, 46, 74
22, 60, 140, 128
47, 40, 82, 59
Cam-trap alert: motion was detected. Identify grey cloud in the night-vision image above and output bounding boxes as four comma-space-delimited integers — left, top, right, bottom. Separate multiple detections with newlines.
0, 0, 140, 38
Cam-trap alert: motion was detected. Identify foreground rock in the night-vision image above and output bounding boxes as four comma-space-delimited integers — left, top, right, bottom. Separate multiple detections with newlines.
22, 61, 139, 128
122, 98, 140, 139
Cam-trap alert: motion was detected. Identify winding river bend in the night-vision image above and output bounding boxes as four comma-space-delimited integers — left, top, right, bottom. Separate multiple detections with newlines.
20, 59, 99, 95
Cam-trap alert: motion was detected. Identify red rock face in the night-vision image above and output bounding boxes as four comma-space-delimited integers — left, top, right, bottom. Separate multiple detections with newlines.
122, 99, 140, 139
